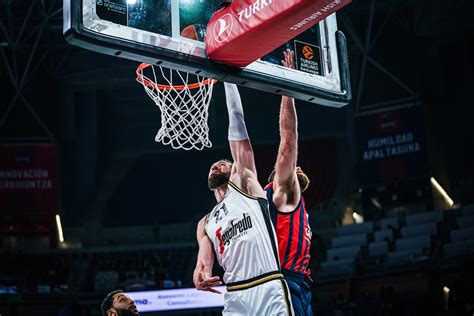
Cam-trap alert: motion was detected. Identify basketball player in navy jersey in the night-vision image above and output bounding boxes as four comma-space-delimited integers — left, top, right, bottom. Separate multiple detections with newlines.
264, 49, 313, 316
193, 83, 294, 315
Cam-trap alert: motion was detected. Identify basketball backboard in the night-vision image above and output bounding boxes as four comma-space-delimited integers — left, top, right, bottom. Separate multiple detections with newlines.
64, 0, 351, 107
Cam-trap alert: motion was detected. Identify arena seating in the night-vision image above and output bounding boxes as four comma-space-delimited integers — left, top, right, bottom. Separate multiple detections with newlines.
335, 221, 374, 236
374, 229, 394, 242
380, 217, 400, 230
443, 240, 474, 258
2, 206, 474, 296
318, 209, 460, 277
368, 242, 389, 257
319, 222, 370, 276
331, 233, 368, 248
326, 245, 361, 261
456, 215, 474, 228
0, 245, 196, 296
400, 222, 437, 238
395, 235, 431, 251
450, 227, 474, 241
320, 258, 357, 275
385, 248, 425, 264
441, 205, 474, 259
462, 204, 474, 215
405, 211, 443, 226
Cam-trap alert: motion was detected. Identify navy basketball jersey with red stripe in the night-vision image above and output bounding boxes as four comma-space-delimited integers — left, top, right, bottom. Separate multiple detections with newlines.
265, 183, 311, 276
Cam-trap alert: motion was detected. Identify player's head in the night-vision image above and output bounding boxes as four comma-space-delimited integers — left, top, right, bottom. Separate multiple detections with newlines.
208, 159, 233, 190
268, 166, 310, 193
100, 290, 139, 316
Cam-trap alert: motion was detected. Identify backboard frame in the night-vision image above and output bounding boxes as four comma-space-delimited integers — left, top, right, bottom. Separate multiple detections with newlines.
64, 0, 351, 107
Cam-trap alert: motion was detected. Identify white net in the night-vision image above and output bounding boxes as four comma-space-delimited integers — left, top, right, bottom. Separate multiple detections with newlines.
136, 63, 216, 150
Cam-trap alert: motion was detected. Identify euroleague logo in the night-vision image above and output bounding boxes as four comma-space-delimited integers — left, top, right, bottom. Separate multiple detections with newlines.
302, 45, 314, 60
213, 14, 234, 43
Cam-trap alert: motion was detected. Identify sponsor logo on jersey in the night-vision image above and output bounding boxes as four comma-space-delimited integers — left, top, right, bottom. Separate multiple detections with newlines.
215, 213, 253, 254
237, 0, 273, 23
213, 14, 234, 43
213, 203, 229, 224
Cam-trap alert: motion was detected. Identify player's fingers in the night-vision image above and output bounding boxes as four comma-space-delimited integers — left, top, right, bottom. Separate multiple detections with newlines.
206, 287, 223, 294
196, 285, 207, 291
288, 52, 295, 68
201, 281, 221, 289
284, 55, 292, 68
204, 279, 222, 286
199, 283, 221, 292
202, 276, 221, 286
197, 271, 207, 285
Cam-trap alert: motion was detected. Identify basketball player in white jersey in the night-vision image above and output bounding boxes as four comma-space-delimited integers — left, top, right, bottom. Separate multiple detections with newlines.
193, 83, 294, 315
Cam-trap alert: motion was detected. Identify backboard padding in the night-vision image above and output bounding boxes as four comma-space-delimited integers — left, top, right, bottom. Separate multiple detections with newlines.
64, 0, 351, 107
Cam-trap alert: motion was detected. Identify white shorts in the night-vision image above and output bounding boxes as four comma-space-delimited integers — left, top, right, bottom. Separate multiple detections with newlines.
223, 279, 294, 316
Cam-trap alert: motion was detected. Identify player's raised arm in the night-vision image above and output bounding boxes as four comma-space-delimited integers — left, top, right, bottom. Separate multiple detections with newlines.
223, 83, 265, 197
272, 50, 301, 212
193, 216, 222, 294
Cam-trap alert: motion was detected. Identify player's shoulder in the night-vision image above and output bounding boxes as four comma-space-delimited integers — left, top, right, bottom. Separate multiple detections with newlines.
198, 213, 210, 227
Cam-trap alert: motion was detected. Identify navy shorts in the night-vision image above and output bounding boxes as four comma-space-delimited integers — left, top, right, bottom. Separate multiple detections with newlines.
284, 272, 312, 316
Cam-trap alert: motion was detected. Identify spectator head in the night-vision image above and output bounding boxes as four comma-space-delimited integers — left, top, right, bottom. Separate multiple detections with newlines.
101, 290, 139, 316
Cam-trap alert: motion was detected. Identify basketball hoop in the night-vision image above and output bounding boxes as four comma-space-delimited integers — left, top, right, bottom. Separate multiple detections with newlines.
136, 63, 217, 150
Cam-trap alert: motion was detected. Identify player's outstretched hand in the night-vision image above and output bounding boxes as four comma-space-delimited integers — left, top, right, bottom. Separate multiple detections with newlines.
194, 259, 222, 294
282, 49, 295, 69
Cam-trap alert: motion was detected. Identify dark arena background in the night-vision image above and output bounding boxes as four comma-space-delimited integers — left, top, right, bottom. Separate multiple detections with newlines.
1, 0, 474, 315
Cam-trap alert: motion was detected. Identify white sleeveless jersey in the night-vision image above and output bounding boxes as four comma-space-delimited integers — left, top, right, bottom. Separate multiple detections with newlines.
205, 181, 281, 284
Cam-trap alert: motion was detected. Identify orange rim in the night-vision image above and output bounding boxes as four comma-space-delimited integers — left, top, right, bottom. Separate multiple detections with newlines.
136, 63, 217, 91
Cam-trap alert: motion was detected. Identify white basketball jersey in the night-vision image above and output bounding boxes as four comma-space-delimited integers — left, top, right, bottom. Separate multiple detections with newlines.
205, 181, 281, 284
